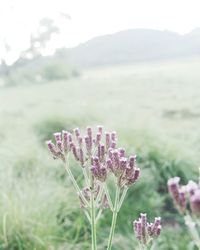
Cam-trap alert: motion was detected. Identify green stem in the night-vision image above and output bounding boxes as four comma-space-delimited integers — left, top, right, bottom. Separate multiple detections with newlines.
65, 161, 89, 207
104, 184, 114, 211
82, 167, 90, 187
139, 244, 148, 250
107, 186, 120, 250
136, 240, 154, 250
184, 214, 200, 248
91, 188, 97, 250
117, 186, 128, 212
84, 210, 91, 224
95, 209, 103, 223
95, 185, 104, 207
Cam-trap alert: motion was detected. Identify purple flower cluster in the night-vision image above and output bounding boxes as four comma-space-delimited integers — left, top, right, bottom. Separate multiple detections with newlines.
46, 125, 146, 250
46, 126, 140, 188
168, 177, 200, 216
106, 149, 140, 187
133, 213, 162, 245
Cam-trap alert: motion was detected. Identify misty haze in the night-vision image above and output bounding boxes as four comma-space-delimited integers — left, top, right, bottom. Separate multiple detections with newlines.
0, 1, 200, 250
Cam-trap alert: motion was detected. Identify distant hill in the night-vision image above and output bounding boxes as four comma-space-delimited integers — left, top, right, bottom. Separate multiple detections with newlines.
65, 28, 200, 67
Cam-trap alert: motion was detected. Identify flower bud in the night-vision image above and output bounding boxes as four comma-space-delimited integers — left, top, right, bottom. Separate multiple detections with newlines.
62, 130, 69, 152
93, 156, 100, 166
187, 180, 198, 196
87, 126, 93, 147
133, 168, 140, 181
97, 125, 103, 134
72, 145, 79, 161
68, 133, 72, 142
56, 140, 63, 152
108, 148, 113, 159
96, 132, 101, 145
106, 159, 113, 171
46, 140, 59, 158
119, 157, 127, 171
168, 177, 187, 213
179, 187, 186, 212
135, 220, 142, 241
78, 148, 84, 166
129, 155, 136, 168
111, 141, 116, 149
168, 177, 180, 205
119, 148, 125, 157
87, 126, 92, 137
147, 223, 153, 236
74, 127, 80, 138
190, 190, 200, 216
152, 217, 161, 236
54, 132, 62, 143
105, 132, 111, 149
140, 213, 147, 228
85, 136, 92, 154
156, 225, 162, 236
113, 150, 119, 166
111, 131, 116, 141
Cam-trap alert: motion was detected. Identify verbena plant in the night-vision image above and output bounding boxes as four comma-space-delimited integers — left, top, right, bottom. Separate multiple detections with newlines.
46, 125, 161, 249
168, 170, 200, 249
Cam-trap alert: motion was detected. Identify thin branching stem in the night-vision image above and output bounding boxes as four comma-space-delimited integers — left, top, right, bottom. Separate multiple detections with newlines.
65, 159, 90, 207
185, 214, 200, 249
95, 185, 104, 207
90, 177, 97, 250
107, 185, 120, 250
82, 167, 90, 187
104, 183, 114, 211
84, 210, 91, 224
95, 209, 103, 223
117, 186, 128, 212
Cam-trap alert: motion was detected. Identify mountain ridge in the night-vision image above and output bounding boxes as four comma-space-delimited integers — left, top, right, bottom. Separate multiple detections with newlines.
64, 28, 200, 67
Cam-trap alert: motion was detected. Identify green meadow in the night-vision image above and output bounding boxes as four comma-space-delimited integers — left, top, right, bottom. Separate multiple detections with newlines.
1, 57, 200, 249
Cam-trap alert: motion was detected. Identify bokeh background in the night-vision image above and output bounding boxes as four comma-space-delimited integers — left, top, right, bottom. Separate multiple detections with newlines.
1, 0, 200, 249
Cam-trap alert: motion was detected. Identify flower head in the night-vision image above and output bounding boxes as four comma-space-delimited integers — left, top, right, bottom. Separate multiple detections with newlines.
133, 213, 162, 246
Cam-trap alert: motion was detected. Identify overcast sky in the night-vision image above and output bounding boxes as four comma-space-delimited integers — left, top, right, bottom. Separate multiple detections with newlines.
1, 0, 200, 62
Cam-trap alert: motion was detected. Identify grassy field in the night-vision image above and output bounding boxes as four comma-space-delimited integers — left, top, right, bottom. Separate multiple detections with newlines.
1, 57, 200, 249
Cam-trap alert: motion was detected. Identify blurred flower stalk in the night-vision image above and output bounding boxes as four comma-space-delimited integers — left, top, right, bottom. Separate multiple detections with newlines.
168, 169, 200, 249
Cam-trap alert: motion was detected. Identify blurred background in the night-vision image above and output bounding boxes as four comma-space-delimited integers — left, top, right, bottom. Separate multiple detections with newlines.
1, 0, 200, 249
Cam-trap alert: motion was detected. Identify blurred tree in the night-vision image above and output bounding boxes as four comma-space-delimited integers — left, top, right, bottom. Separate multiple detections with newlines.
16, 18, 60, 65
0, 39, 12, 76
0, 17, 61, 75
